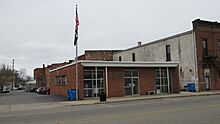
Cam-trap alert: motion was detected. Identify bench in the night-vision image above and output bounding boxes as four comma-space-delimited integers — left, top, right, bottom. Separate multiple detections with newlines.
147, 91, 155, 95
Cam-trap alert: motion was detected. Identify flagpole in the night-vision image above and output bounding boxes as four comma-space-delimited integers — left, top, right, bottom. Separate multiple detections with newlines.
75, 38, 78, 101
74, 4, 79, 101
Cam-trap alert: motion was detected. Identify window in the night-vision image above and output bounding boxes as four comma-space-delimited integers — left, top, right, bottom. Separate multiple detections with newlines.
132, 53, 135, 62
155, 68, 170, 94
63, 76, 67, 85
55, 76, 61, 85
83, 69, 104, 98
119, 56, 122, 61
166, 45, 171, 61
202, 40, 207, 48
202, 39, 208, 56
56, 75, 67, 85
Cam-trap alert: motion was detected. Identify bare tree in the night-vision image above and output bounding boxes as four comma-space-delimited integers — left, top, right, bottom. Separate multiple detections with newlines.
16, 68, 28, 87
0, 63, 14, 93
25, 75, 33, 82
18, 68, 26, 80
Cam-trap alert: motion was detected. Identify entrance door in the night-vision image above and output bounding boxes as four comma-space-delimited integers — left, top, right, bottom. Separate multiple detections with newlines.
84, 69, 104, 98
155, 68, 170, 94
124, 70, 139, 96
204, 69, 211, 91
133, 78, 139, 94
205, 76, 210, 90
93, 78, 104, 97
124, 78, 132, 95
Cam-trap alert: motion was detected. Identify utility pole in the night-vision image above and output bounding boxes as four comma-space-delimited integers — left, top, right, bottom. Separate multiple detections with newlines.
12, 59, 15, 90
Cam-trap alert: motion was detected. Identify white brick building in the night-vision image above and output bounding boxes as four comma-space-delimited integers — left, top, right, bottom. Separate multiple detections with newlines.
113, 31, 196, 90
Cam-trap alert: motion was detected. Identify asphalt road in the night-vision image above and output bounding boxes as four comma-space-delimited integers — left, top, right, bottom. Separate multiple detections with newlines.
0, 90, 66, 105
0, 95, 220, 124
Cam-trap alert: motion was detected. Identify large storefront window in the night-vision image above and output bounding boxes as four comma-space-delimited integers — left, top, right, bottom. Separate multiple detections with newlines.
83, 69, 104, 98
155, 68, 170, 94
124, 70, 139, 96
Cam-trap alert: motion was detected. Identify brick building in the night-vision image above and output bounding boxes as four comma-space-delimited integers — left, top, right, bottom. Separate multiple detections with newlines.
34, 19, 220, 99
34, 65, 46, 88
49, 61, 179, 99
34, 50, 180, 99
113, 19, 220, 91
34, 62, 70, 88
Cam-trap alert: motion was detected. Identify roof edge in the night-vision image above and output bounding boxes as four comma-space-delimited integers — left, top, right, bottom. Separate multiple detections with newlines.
50, 60, 179, 72
114, 30, 193, 54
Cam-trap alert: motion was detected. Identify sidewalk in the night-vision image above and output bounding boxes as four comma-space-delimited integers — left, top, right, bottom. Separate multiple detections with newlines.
1, 90, 220, 112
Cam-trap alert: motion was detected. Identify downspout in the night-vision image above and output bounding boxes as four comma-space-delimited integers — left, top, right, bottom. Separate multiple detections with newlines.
105, 67, 108, 97
192, 31, 199, 92
177, 37, 182, 89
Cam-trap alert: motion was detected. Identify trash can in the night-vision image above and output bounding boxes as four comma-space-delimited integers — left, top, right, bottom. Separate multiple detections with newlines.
99, 92, 106, 102
188, 83, 195, 92
67, 89, 76, 101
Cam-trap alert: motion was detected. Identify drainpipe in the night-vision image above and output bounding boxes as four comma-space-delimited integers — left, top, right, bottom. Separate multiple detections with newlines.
192, 31, 199, 92
105, 67, 108, 97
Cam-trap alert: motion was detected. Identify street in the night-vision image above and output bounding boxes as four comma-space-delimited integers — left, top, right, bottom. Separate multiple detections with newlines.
0, 92, 220, 124
0, 90, 66, 105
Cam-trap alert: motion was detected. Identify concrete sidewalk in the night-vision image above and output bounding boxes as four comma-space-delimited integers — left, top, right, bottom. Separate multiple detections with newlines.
1, 91, 220, 112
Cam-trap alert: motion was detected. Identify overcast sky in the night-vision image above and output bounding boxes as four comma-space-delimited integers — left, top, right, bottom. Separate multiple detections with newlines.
0, 0, 220, 76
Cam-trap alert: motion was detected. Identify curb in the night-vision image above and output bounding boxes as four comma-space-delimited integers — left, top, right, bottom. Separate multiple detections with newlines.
1, 92, 220, 112
111, 93, 220, 103
70, 92, 220, 106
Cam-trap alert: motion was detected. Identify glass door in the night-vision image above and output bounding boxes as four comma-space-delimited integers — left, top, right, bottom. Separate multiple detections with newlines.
133, 78, 139, 94
205, 76, 210, 90
84, 69, 104, 98
155, 68, 170, 94
124, 78, 132, 95
124, 70, 139, 96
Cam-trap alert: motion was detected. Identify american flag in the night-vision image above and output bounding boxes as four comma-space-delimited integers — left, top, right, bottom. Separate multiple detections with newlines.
74, 5, 79, 46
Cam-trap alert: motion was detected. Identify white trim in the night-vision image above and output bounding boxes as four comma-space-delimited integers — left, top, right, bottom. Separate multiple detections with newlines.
80, 61, 178, 68
50, 62, 75, 72
50, 60, 179, 72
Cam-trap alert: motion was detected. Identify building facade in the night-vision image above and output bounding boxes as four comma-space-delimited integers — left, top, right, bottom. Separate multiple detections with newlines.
113, 19, 220, 91
34, 50, 180, 99
34, 62, 70, 88
34, 19, 220, 99
193, 19, 220, 91
49, 61, 179, 100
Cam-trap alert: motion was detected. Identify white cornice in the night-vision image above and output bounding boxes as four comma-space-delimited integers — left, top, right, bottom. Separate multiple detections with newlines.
50, 60, 178, 72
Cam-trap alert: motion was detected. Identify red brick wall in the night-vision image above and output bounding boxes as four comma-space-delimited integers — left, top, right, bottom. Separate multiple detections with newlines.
171, 67, 180, 93
139, 68, 156, 95
48, 65, 180, 99
34, 68, 46, 88
85, 51, 114, 61
107, 67, 180, 97
211, 68, 220, 90
49, 64, 84, 100
193, 19, 220, 91
34, 62, 70, 88
107, 68, 124, 97
78, 55, 85, 60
